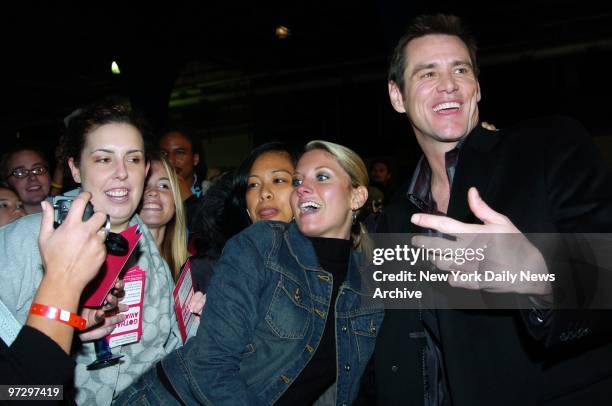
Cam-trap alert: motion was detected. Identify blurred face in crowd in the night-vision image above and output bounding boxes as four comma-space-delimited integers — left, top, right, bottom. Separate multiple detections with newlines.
0, 187, 25, 226
160, 131, 199, 182
5, 150, 51, 213
140, 160, 175, 230
69, 123, 148, 232
389, 34, 481, 147
246, 151, 295, 223
291, 149, 366, 239
371, 162, 391, 184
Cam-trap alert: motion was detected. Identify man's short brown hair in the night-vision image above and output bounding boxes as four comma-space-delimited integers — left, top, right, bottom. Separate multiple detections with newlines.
388, 14, 479, 93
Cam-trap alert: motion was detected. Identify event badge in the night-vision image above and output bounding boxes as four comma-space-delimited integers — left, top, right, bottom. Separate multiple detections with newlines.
173, 259, 198, 343
108, 265, 146, 348
81, 224, 142, 307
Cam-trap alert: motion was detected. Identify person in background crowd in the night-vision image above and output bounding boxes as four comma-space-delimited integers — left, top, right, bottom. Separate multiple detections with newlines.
1, 147, 52, 214
369, 157, 397, 203
0, 100, 181, 405
139, 153, 188, 280
0, 186, 25, 226
159, 129, 208, 254
159, 129, 205, 201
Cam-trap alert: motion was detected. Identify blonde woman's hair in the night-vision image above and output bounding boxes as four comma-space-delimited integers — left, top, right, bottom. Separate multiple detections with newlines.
155, 155, 189, 280
304, 140, 370, 251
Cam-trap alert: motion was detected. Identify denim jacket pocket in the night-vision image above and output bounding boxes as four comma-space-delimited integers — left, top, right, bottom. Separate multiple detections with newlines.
349, 310, 385, 362
265, 275, 311, 339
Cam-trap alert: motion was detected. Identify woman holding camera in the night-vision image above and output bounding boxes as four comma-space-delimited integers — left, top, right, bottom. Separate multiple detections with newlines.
0, 100, 181, 405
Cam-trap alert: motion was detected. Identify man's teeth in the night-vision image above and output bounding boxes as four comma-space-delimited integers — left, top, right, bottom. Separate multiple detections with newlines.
142, 203, 161, 209
300, 201, 322, 210
106, 189, 128, 197
433, 102, 461, 112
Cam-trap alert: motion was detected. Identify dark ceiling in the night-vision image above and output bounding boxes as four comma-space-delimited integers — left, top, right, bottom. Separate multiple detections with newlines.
1, 1, 611, 164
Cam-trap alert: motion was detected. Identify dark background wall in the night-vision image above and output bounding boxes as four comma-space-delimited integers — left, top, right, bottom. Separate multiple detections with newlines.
1, 1, 611, 177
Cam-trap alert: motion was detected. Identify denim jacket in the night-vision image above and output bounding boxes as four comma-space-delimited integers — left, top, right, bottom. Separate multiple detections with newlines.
121, 220, 384, 405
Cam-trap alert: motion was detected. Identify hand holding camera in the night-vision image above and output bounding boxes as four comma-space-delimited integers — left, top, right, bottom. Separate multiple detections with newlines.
48, 193, 128, 256
40, 192, 109, 292
38, 192, 128, 350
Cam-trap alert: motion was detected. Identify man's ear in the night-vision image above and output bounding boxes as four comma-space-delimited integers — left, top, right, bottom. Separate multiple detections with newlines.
145, 160, 151, 177
67, 158, 81, 184
476, 81, 482, 103
351, 186, 369, 211
388, 81, 407, 113
193, 153, 200, 167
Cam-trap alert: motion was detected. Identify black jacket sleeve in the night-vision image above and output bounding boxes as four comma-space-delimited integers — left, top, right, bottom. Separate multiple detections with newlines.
1, 325, 75, 385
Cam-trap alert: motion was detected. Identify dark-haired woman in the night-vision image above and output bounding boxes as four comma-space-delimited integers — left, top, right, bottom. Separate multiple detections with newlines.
187, 142, 297, 299
0, 100, 181, 405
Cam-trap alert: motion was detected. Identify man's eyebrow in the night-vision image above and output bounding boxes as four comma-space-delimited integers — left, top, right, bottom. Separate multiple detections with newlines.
410, 63, 437, 77
410, 60, 473, 77
451, 60, 473, 68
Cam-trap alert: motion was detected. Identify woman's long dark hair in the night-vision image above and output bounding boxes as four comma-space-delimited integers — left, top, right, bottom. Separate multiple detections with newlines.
190, 172, 246, 255
233, 142, 298, 215
190, 142, 297, 255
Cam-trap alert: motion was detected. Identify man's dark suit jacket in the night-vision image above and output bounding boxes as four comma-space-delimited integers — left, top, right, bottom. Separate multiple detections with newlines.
373, 117, 612, 405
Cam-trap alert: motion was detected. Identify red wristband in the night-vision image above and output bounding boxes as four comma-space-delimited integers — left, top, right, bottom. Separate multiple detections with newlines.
30, 303, 87, 331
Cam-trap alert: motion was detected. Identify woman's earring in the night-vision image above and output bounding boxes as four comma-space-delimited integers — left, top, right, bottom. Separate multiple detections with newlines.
352, 210, 357, 223
246, 208, 252, 221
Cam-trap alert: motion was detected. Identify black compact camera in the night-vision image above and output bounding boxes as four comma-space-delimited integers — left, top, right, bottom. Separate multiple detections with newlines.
47, 195, 129, 256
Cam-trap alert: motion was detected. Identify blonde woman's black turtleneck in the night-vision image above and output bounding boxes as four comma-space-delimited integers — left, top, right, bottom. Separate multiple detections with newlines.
275, 236, 351, 406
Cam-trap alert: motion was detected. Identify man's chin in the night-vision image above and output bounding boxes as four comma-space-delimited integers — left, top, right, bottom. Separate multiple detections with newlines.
432, 133, 467, 143
434, 124, 473, 142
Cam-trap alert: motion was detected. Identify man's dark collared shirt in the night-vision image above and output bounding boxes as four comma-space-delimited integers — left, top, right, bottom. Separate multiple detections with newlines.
404, 140, 463, 406
407, 142, 462, 216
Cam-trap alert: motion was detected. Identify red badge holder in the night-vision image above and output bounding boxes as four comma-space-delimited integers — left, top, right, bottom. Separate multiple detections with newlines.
84, 224, 142, 370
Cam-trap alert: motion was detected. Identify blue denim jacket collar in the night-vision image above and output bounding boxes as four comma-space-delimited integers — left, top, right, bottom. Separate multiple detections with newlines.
283, 221, 367, 294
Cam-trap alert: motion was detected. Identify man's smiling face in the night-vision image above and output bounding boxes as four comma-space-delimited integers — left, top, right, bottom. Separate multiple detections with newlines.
389, 34, 481, 146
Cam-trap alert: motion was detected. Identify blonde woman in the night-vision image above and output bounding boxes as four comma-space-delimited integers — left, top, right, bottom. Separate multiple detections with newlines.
118, 140, 383, 406
139, 153, 188, 279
